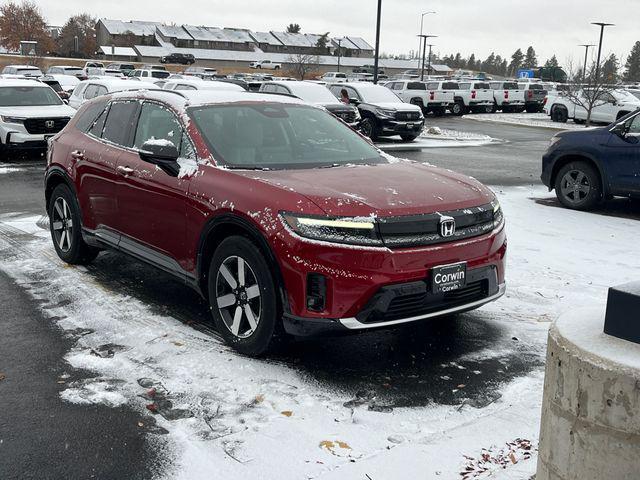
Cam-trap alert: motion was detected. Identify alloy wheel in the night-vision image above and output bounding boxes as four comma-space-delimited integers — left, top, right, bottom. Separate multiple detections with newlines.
560, 169, 591, 205
52, 197, 73, 252
360, 119, 374, 138
215, 255, 262, 339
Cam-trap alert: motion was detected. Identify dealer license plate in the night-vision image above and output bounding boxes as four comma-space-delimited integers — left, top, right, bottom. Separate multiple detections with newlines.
431, 262, 467, 294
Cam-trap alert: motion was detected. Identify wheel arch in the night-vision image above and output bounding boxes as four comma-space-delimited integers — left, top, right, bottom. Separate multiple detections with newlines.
45, 167, 77, 213
196, 214, 289, 311
550, 153, 606, 195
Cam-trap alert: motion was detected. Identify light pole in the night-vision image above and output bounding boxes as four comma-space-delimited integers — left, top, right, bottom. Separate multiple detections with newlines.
578, 44, 596, 84
591, 22, 615, 82
417, 34, 436, 80
373, 0, 382, 84
417, 11, 436, 66
336, 38, 342, 72
427, 43, 435, 76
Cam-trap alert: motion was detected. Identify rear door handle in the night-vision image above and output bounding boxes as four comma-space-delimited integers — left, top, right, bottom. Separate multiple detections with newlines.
70, 150, 84, 160
117, 166, 135, 176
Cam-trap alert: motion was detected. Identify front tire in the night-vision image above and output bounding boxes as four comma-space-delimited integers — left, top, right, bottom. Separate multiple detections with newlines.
359, 117, 378, 140
554, 161, 602, 211
400, 133, 419, 142
48, 184, 99, 264
208, 236, 281, 356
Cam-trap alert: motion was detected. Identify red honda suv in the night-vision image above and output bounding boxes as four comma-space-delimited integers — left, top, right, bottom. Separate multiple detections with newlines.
45, 89, 506, 355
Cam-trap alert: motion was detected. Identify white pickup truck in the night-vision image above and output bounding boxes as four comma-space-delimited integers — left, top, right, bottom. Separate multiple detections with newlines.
249, 60, 282, 70
454, 80, 494, 114
544, 88, 640, 124
489, 81, 526, 113
385, 80, 453, 116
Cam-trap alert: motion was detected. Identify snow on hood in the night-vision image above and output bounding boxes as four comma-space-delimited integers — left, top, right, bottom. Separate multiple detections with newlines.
0, 104, 76, 117
237, 161, 494, 218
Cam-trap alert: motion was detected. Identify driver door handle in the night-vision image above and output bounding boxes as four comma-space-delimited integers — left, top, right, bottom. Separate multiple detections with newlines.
117, 165, 135, 176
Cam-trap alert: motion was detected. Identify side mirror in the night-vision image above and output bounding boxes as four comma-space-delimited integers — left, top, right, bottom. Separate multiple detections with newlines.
611, 122, 627, 137
349, 98, 360, 105
139, 140, 180, 176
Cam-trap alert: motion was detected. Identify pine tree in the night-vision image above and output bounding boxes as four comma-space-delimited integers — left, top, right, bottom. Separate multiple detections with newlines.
523, 46, 537, 68
601, 53, 619, 83
467, 53, 476, 70
286, 23, 301, 34
454, 52, 462, 68
623, 41, 640, 82
509, 48, 524, 75
544, 55, 559, 68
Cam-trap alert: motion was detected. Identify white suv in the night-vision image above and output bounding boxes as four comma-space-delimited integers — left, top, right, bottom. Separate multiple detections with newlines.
0, 79, 76, 154
1, 65, 43, 78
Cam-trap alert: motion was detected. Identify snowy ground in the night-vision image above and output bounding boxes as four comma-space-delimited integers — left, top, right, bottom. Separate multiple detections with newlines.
1, 185, 639, 479
463, 113, 591, 131
376, 127, 498, 151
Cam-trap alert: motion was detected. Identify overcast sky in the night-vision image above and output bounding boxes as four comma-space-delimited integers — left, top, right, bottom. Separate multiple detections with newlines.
34, 0, 638, 65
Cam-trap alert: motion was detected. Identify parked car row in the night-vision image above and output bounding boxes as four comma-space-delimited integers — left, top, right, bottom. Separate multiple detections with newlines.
544, 88, 640, 125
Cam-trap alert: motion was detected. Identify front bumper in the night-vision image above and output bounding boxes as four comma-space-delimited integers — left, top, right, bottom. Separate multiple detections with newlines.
1, 131, 50, 150
274, 225, 507, 336
379, 119, 425, 135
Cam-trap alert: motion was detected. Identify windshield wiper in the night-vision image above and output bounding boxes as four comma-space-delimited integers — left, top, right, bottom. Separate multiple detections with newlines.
316, 163, 342, 169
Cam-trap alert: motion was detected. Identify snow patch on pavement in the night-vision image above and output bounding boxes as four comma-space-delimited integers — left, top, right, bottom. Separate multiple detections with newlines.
464, 112, 593, 131
377, 128, 498, 151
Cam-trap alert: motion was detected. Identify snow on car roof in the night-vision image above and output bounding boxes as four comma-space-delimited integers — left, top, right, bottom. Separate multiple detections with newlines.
79, 78, 156, 91
4, 65, 41, 69
109, 88, 307, 109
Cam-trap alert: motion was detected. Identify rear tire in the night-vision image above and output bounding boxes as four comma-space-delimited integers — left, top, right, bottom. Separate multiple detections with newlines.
208, 236, 281, 356
551, 106, 568, 123
554, 161, 602, 211
432, 107, 445, 117
451, 101, 466, 116
48, 184, 99, 265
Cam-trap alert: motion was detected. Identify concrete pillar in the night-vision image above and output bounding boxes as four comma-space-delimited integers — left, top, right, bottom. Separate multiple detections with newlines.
537, 307, 640, 480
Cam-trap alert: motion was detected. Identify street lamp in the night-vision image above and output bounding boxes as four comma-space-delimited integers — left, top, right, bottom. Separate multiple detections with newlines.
417, 34, 437, 80
591, 22, 615, 82
578, 44, 596, 84
417, 11, 436, 66
336, 38, 342, 72
427, 44, 436, 76
373, 0, 382, 84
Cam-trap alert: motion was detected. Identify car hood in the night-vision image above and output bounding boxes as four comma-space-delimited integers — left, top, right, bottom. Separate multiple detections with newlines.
0, 104, 76, 118
236, 161, 494, 218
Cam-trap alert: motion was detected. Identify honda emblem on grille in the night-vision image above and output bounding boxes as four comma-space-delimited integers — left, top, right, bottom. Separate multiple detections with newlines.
45, 120, 55, 129
440, 216, 456, 237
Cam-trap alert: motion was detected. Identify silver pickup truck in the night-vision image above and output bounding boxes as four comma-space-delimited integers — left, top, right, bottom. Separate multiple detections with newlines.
518, 82, 548, 113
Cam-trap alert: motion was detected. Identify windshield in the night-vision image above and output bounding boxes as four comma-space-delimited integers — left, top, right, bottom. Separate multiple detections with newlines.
63, 68, 83, 73
190, 103, 384, 169
0, 86, 62, 106
358, 85, 401, 103
289, 84, 337, 103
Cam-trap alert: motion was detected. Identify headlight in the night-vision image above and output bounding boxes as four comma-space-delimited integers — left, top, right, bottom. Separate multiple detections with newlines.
1, 116, 25, 124
375, 108, 396, 118
492, 199, 504, 229
282, 213, 383, 246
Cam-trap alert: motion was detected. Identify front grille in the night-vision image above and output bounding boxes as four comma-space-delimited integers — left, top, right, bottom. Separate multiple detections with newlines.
382, 280, 488, 321
356, 267, 497, 325
377, 203, 496, 248
395, 111, 421, 121
23, 117, 70, 135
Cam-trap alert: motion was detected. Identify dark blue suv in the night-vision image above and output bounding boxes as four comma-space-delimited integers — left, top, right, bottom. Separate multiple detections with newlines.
541, 109, 640, 210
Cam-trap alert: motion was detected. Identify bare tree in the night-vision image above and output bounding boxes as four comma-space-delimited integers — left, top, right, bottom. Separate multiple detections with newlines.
286, 53, 319, 80
0, 0, 54, 53
562, 60, 616, 127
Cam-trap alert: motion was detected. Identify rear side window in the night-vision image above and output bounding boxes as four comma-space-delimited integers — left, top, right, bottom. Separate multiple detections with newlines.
76, 100, 109, 132
102, 101, 139, 147
407, 82, 426, 90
